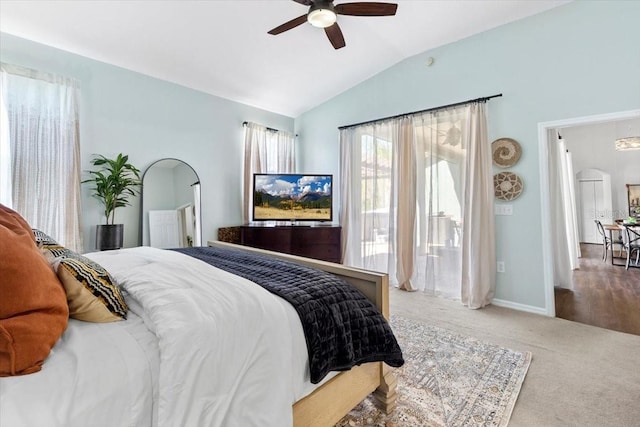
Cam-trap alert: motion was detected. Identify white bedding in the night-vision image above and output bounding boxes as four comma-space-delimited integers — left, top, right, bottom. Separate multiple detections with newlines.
0, 301, 159, 427
0, 247, 328, 427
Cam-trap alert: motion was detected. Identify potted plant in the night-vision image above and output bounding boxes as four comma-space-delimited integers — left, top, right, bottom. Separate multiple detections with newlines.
83, 153, 142, 250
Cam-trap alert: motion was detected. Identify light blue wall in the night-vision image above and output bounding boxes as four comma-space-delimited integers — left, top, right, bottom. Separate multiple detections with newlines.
0, 33, 293, 252
294, 1, 640, 310
2, 1, 638, 309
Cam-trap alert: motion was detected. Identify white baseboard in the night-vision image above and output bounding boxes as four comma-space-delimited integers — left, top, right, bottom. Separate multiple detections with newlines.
492, 298, 551, 316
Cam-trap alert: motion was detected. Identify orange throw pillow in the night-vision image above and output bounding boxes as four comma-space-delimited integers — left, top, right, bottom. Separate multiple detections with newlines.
0, 204, 69, 376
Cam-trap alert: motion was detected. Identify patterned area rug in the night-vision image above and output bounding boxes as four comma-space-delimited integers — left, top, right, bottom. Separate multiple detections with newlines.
336, 316, 532, 427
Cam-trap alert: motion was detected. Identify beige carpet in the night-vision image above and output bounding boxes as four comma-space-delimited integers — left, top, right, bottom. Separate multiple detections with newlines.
336, 316, 531, 427
387, 290, 640, 427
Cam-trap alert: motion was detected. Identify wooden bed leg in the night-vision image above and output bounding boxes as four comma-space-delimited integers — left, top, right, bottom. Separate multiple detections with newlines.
373, 363, 398, 414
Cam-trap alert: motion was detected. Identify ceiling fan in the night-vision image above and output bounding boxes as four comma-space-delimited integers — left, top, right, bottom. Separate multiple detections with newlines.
268, 0, 398, 50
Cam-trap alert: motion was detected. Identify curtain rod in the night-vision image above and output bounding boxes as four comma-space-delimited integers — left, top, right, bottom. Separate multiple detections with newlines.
242, 121, 298, 137
242, 121, 280, 133
338, 93, 503, 131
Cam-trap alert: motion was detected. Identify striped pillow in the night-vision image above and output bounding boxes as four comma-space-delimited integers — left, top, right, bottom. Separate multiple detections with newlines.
33, 229, 59, 247
56, 249, 128, 322
36, 233, 128, 323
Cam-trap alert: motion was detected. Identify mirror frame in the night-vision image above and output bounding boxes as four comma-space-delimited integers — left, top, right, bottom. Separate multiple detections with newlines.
139, 158, 202, 247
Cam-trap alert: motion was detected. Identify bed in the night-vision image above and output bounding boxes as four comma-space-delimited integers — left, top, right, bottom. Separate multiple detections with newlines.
208, 241, 402, 426
0, 216, 403, 427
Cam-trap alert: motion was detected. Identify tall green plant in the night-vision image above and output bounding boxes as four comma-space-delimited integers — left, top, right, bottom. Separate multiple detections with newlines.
83, 153, 142, 225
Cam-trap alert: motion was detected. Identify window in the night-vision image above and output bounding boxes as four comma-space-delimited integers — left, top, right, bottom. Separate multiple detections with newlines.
340, 103, 495, 308
242, 122, 295, 223
0, 63, 82, 251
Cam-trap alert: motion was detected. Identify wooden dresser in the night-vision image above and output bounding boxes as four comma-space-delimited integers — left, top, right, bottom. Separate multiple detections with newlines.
238, 225, 341, 263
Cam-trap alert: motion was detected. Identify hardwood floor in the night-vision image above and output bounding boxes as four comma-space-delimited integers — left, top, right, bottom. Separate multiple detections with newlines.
555, 243, 640, 336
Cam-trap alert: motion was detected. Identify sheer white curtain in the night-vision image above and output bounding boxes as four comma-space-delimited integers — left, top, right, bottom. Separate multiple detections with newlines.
412, 107, 470, 297
242, 122, 295, 223
564, 148, 581, 266
340, 122, 397, 274
0, 63, 82, 251
340, 102, 495, 308
0, 71, 11, 206
548, 131, 581, 289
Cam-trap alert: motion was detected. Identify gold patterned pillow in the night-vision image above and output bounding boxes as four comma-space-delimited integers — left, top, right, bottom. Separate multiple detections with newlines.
38, 241, 128, 323
56, 251, 128, 322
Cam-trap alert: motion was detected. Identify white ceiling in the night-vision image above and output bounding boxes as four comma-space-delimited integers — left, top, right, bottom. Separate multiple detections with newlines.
0, 0, 569, 117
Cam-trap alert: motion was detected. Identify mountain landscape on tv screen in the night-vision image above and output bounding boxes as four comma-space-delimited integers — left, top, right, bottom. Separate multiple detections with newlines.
253, 190, 331, 220
253, 174, 332, 221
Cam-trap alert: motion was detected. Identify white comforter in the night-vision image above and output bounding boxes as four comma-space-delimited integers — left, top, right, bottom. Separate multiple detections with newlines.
89, 247, 301, 427
1, 247, 320, 427
0, 297, 160, 427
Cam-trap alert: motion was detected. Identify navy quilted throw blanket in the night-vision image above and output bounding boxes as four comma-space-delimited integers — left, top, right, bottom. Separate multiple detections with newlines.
173, 246, 404, 383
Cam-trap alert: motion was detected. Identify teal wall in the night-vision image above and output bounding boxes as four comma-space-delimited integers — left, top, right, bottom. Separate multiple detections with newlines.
294, 1, 640, 310
0, 33, 293, 252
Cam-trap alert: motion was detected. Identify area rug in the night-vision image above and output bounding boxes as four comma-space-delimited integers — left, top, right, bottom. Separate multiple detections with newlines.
336, 316, 532, 427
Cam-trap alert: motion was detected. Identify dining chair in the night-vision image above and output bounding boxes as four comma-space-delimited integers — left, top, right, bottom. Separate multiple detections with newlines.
622, 225, 640, 270
594, 220, 612, 262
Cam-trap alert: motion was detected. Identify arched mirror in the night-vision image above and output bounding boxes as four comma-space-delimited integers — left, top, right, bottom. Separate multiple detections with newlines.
140, 158, 201, 248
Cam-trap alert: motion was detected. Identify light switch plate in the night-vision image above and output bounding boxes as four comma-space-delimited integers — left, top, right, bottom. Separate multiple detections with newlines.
494, 204, 513, 215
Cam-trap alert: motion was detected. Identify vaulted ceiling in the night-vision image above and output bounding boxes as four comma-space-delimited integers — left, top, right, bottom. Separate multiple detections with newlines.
0, 0, 569, 117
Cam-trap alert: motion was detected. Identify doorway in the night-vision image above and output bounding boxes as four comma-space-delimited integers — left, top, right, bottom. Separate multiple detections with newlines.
538, 109, 640, 318
576, 169, 612, 244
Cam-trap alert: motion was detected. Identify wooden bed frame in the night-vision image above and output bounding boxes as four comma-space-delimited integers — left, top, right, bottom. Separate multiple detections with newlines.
208, 241, 398, 427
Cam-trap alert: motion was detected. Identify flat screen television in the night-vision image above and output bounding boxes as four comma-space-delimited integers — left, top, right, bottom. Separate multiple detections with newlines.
253, 174, 332, 222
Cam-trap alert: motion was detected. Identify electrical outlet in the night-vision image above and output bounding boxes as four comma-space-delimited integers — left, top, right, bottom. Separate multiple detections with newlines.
497, 261, 505, 273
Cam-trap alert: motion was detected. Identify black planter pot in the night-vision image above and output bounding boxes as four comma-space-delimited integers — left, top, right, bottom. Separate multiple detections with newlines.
96, 224, 124, 251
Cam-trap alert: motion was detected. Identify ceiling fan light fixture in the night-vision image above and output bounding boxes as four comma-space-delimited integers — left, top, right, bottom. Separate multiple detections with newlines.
615, 136, 640, 151
308, 8, 337, 28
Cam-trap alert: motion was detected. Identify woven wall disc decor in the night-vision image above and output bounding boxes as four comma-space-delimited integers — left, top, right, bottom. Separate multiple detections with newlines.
492, 138, 522, 168
494, 172, 524, 201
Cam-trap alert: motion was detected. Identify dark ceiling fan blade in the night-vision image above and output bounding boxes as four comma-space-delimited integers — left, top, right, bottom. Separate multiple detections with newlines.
325, 23, 346, 49
268, 14, 308, 35
335, 2, 398, 16
292, 0, 313, 5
